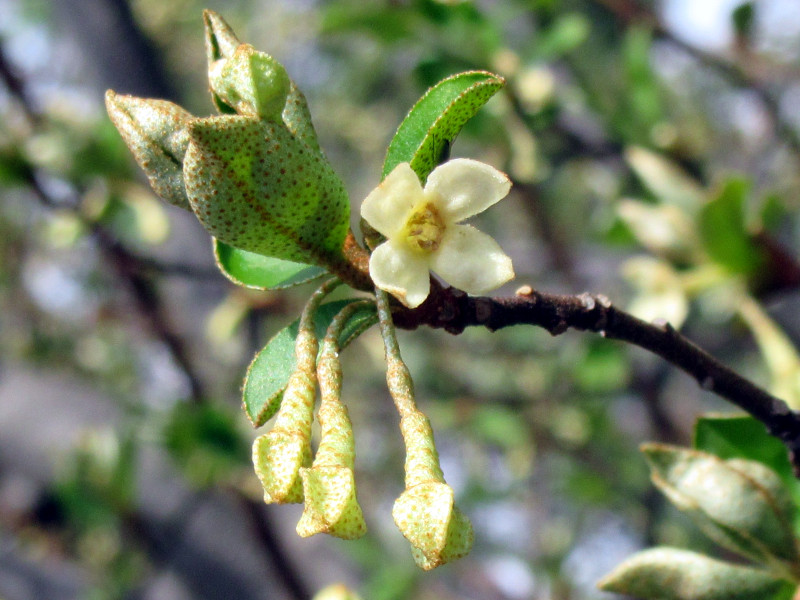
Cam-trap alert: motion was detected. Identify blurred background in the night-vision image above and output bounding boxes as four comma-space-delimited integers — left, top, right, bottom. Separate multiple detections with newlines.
2, 0, 800, 598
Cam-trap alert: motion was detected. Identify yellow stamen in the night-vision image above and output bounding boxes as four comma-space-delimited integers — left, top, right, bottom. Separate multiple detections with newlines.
404, 201, 445, 253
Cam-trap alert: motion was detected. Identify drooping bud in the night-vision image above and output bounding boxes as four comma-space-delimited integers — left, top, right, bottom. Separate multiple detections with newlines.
105, 91, 193, 209
374, 289, 474, 569
392, 480, 474, 570
252, 279, 341, 504
296, 301, 369, 540
208, 43, 291, 121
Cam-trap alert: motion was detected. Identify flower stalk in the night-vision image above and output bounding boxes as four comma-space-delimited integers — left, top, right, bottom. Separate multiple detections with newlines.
296, 300, 372, 539
376, 289, 474, 569
252, 278, 341, 504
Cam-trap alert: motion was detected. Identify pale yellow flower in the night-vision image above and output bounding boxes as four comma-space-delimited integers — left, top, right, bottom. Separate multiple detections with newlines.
361, 159, 515, 308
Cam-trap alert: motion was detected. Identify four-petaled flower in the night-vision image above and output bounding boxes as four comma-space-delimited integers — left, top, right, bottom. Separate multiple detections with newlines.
360, 159, 515, 308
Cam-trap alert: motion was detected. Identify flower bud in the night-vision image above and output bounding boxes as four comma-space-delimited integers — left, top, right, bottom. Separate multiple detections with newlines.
209, 43, 291, 121
296, 309, 367, 539
392, 480, 474, 570
105, 91, 193, 209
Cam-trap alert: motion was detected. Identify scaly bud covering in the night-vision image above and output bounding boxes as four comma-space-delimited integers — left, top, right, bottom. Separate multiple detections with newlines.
253, 279, 341, 503
375, 290, 474, 569
104, 91, 193, 209
297, 301, 370, 539
208, 43, 291, 121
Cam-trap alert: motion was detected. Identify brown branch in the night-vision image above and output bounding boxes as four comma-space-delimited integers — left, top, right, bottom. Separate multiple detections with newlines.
393, 284, 800, 475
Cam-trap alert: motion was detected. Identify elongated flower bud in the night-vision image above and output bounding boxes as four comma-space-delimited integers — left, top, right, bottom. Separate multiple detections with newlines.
297, 301, 369, 539
375, 290, 474, 569
105, 91, 193, 209
252, 280, 340, 504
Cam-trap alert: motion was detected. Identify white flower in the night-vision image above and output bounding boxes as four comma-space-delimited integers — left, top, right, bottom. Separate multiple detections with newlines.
360, 159, 515, 308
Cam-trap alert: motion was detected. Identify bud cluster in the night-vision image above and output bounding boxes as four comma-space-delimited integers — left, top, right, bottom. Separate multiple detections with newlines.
106, 10, 351, 271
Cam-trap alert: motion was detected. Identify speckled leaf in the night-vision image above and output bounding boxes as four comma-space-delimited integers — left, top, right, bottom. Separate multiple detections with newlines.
183, 116, 349, 266
383, 71, 504, 182
105, 91, 193, 209
694, 415, 800, 532
213, 239, 325, 289
643, 444, 800, 574
598, 547, 795, 600
243, 300, 377, 426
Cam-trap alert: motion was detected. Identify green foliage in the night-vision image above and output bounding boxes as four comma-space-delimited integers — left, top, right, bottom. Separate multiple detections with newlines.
214, 239, 326, 289
599, 547, 795, 600
382, 71, 505, 181
695, 415, 800, 531
163, 402, 250, 486
243, 300, 377, 426
183, 115, 351, 265
699, 177, 766, 275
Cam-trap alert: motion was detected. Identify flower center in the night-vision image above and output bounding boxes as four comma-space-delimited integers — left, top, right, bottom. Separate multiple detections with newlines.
404, 201, 445, 254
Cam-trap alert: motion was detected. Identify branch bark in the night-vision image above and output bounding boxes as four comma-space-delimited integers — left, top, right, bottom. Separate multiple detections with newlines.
393, 284, 800, 475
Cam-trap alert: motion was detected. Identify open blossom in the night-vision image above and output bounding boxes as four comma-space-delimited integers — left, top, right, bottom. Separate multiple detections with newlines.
360, 159, 515, 308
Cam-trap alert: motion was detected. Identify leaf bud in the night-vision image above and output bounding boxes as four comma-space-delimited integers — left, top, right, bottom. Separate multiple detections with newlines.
209, 43, 291, 121
104, 91, 193, 209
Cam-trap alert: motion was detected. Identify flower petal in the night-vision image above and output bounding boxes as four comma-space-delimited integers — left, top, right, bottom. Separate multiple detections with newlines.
360, 163, 422, 238
430, 224, 514, 294
369, 239, 431, 308
424, 158, 511, 223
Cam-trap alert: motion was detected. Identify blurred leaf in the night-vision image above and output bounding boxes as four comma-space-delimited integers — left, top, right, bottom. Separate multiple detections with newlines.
623, 27, 663, 128
617, 199, 700, 262
536, 13, 590, 58
699, 177, 765, 274
244, 300, 377, 427
214, 239, 326, 290
163, 402, 249, 486
322, 3, 419, 42
733, 3, 756, 39
572, 339, 630, 393
469, 405, 530, 449
599, 547, 794, 600
695, 414, 800, 530
737, 295, 800, 411
382, 71, 505, 181
625, 146, 705, 211
623, 256, 689, 328
643, 444, 799, 573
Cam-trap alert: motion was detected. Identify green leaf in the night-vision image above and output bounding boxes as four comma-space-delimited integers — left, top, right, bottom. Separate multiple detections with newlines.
695, 414, 800, 531
699, 177, 765, 274
598, 547, 795, 600
383, 71, 505, 182
244, 300, 377, 427
214, 239, 326, 289
183, 116, 350, 266
642, 444, 800, 575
